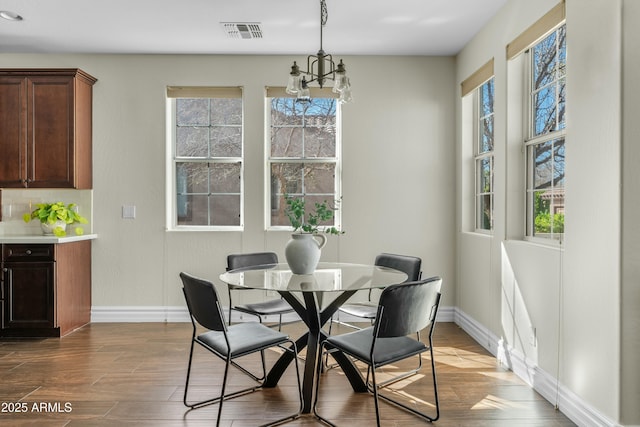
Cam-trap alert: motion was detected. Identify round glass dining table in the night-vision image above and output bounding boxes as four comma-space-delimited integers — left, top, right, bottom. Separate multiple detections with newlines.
219, 262, 408, 414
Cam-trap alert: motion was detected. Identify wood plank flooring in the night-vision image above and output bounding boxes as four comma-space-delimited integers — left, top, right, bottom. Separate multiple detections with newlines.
0, 322, 576, 426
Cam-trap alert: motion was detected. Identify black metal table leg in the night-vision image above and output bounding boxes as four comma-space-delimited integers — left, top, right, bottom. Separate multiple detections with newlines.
264, 289, 368, 413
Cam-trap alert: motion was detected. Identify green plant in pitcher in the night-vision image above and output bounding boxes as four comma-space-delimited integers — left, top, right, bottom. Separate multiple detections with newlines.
284, 195, 343, 235
23, 202, 88, 237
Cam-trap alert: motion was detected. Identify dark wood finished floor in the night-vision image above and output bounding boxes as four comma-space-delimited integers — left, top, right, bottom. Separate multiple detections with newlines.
0, 322, 575, 426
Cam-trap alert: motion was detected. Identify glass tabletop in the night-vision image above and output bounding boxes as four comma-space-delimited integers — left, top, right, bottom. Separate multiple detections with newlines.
219, 262, 408, 292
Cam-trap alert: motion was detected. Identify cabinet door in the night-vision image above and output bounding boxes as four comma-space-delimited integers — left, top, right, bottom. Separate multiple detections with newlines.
0, 77, 27, 187
27, 76, 75, 188
3, 262, 55, 329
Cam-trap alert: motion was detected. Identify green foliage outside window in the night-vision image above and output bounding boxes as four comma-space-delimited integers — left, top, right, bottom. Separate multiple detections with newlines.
533, 192, 564, 234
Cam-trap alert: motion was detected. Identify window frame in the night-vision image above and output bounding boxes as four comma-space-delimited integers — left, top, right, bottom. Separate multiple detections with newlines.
166, 87, 244, 232
523, 23, 566, 243
265, 88, 342, 232
474, 77, 495, 233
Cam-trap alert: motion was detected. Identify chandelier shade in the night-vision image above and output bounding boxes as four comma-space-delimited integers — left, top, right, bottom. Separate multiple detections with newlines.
285, 0, 352, 104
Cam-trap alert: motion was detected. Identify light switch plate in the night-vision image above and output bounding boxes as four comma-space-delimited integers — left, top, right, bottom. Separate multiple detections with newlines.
122, 205, 136, 219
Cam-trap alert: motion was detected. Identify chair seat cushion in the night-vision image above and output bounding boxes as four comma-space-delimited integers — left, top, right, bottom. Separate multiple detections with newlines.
326, 327, 427, 366
338, 302, 377, 319
235, 298, 294, 316
197, 322, 289, 357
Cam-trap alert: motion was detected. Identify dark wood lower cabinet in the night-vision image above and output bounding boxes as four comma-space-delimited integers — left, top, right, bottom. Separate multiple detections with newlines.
0, 241, 91, 337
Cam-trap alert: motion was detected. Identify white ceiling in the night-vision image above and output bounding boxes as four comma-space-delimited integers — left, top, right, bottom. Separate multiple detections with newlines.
0, 0, 507, 56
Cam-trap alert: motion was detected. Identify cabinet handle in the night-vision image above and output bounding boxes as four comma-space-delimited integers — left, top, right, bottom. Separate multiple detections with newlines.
25, 250, 32, 255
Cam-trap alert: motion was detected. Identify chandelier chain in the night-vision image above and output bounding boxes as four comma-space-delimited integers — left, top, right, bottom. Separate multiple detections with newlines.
321, 0, 328, 26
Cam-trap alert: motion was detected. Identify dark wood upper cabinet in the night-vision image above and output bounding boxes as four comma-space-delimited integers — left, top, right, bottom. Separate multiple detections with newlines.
0, 69, 97, 189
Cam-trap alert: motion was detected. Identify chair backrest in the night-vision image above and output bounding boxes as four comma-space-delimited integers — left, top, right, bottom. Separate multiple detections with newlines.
180, 272, 227, 332
226, 252, 278, 271
374, 253, 422, 282
374, 276, 442, 338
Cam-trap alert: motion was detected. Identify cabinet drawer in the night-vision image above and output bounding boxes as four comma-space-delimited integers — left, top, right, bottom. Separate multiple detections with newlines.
2, 244, 55, 261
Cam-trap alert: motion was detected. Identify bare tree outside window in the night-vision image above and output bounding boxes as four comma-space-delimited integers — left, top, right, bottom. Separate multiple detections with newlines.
173, 95, 243, 227
526, 25, 566, 239
476, 78, 494, 231
268, 97, 340, 229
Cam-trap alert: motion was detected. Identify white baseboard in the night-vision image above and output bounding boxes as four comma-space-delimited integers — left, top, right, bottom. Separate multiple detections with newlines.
91, 304, 618, 427
91, 305, 457, 324
453, 308, 620, 427
91, 306, 302, 324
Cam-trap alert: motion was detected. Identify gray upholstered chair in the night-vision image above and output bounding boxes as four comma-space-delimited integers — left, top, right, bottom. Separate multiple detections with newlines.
315, 276, 442, 426
180, 272, 302, 426
333, 253, 422, 330
226, 252, 294, 330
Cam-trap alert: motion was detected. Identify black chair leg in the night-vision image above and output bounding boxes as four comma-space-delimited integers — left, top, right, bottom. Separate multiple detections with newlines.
313, 341, 337, 427
216, 356, 232, 427
182, 338, 196, 407
373, 347, 440, 422
371, 368, 382, 427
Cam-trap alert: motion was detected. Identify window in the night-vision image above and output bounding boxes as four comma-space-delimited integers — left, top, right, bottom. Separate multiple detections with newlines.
525, 24, 566, 240
166, 87, 243, 230
461, 58, 494, 233
266, 89, 341, 230
475, 78, 495, 231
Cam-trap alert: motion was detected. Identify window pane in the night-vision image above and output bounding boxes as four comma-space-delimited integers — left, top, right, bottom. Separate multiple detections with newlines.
210, 163, 241, 193
530, 139, 565, 239
177, 194, 208, 226
478, 157, 492, 193
210, 98, 242, 125
480, 115, 493, 153
270, 193, 289, 226
177, 99, 209, 126
534, 86, 556, 135
271, 98, 304, 126
477, 194, 492, 230
271, 127, 303, 157
533, 190, 564, 238
553, 139, 565, 187
533, 141, 553, 189
176, 127, 208, 157
305, 125, 336, 157
176, 164, 242, 226
177, 162, 209, 194
558, 78, 566, 130
271, 163, 303, 196
533, 139, 565, 190
210, 127, 242, 157
533, 33, 557, 90
531, 26, 566, 138
558, 26, 567, 77
480, 79, 494, 117
304, 163, 336, 193
210, 195, 240, 226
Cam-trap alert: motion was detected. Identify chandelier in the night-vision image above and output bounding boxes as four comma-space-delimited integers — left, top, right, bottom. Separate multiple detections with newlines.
285, 0, 352, 103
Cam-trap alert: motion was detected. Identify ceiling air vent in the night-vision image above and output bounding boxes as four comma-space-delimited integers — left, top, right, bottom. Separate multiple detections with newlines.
221, 22, 263, 39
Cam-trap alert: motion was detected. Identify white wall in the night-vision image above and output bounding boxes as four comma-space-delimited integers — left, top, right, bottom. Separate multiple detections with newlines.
456, 0, 633, 425
0, 53, 456, 311
621, 0, 640, 424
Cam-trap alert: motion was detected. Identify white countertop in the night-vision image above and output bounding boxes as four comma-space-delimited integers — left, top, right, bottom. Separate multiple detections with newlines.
0, 234, 98, 244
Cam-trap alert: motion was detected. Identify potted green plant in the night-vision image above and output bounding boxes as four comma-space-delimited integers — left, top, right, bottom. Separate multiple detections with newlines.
23, 202, 88, 237
284, 195, 343, 274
